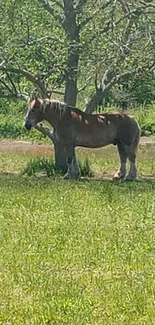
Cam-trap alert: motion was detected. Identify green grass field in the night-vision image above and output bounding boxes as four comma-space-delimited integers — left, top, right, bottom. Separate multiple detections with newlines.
0, 143, 155, 325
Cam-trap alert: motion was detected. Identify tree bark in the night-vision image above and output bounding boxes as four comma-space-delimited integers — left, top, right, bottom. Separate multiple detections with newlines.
64, 42, 79, 106
85, 88, 107, 114
63, 1, 80, 106
54, 140, 68, 174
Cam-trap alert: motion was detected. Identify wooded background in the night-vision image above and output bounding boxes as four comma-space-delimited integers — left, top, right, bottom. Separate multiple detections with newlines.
0, 0, 155, 111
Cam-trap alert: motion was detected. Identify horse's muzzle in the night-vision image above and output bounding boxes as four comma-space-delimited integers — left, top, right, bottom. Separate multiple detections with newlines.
24, 120, 32, 130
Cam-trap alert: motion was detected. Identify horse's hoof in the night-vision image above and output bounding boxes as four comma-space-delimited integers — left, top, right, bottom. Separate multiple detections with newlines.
113, 172, 125, 180
64, 173, 72, 179
63, 173, 80, 180
73, 173, 81, 180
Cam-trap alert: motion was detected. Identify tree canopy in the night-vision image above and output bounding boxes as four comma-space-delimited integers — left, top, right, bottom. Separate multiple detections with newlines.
0, 0, 155, 109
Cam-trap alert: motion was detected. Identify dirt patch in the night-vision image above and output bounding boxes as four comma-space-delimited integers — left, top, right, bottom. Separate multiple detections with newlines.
0, 140, 54, 156
0, 137, 153, 155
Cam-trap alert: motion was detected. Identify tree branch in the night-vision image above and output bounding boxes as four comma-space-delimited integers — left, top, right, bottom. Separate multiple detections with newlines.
139, 1, 155, 9
101, 0, 115, 10
35, 124, 56, 143
97, 4, 149, 39
80, 10, 98, 29
117, 0, 130, 14
78, 75, 92, 92
38, 0, 63, 24
0, 66, 48, 97
0, 92, 29, 101
75, 0, 87, 11
54, 0, 64, 9
6, 71, 17, 95
47, 89, 65, 96
0, 78, 13, 94
80, 0, 114, 29
84, 67, 141, 114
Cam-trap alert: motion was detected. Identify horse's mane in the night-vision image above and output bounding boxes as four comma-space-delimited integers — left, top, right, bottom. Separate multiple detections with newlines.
48, 99, 68, 115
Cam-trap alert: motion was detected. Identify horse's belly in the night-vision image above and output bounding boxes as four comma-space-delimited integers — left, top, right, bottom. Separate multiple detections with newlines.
75, 135, 113, 148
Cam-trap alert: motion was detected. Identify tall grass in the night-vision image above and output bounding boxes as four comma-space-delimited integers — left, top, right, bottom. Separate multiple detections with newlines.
23, 156, 93, 177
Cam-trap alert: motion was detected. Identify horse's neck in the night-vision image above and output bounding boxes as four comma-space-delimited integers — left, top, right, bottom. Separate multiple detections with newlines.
43, 103, 60, 128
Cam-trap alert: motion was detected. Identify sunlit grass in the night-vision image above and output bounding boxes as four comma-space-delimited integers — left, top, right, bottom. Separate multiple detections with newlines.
0, 145, 155, 324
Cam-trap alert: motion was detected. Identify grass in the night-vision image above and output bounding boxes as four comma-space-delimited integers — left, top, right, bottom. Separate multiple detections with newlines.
23, 156, 93, 178
23, 156, 60, 177
0, 144, 155, 324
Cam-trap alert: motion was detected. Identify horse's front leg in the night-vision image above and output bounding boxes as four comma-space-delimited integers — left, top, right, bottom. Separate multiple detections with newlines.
72, 151, 81, 179
64, 147, 81, 180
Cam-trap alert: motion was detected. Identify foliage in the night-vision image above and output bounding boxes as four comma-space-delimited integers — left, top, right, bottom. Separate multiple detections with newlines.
23, 156, 60, 176
0, 146, 155, 324
78, 157, 94, 177
0, 0, 154, 107
131, 105, 155, 136
110, 72, 155, 108
0, 113, 46, 141
23, 156, 93, 177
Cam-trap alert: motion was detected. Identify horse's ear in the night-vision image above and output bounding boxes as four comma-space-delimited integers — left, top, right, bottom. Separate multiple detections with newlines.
30, 96, 40, 105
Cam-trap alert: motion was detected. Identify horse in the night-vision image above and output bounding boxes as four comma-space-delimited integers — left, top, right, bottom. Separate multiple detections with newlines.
24, 97, 141, 180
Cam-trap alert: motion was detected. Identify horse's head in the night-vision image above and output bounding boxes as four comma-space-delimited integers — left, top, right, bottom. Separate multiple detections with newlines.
24, 97, 44, 130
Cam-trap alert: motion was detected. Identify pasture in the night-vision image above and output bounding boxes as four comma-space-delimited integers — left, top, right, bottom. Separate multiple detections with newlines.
0, 142, 155, 325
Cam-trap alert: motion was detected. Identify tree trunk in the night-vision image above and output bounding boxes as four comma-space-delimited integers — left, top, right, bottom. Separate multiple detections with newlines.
64, 44, 79, 106
54, 140, 79, 177
85, 70, 115, 113
85, 88, 108, 114
54, 140, 68, 174
53, 1, 80, 169
63, 1, 80, 106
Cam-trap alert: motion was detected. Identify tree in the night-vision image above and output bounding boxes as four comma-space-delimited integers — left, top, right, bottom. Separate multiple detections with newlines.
0, 0, 155, 172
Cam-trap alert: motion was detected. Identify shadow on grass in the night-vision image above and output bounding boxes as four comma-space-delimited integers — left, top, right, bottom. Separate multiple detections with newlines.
0, 172, 155, 195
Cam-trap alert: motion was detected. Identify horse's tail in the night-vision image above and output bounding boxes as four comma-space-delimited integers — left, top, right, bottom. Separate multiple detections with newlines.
133, 124, 141, 154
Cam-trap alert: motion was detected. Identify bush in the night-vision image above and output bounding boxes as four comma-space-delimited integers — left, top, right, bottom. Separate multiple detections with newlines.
109, 72, 155, 108
133, 106, 155, 136
0, 122, 24, 138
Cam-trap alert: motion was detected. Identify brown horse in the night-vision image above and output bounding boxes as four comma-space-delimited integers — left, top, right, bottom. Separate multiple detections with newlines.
24, 97, 140, 180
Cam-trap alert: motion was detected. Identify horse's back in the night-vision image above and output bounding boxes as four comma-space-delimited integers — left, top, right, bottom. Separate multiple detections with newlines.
58, 108, 140, 148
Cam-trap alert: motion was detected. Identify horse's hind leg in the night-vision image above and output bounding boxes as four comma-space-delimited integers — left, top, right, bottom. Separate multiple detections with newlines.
124, 145, 137, 181
124, 146, 137, 180
113, 143, 127, 180
125, 132, 140, 181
